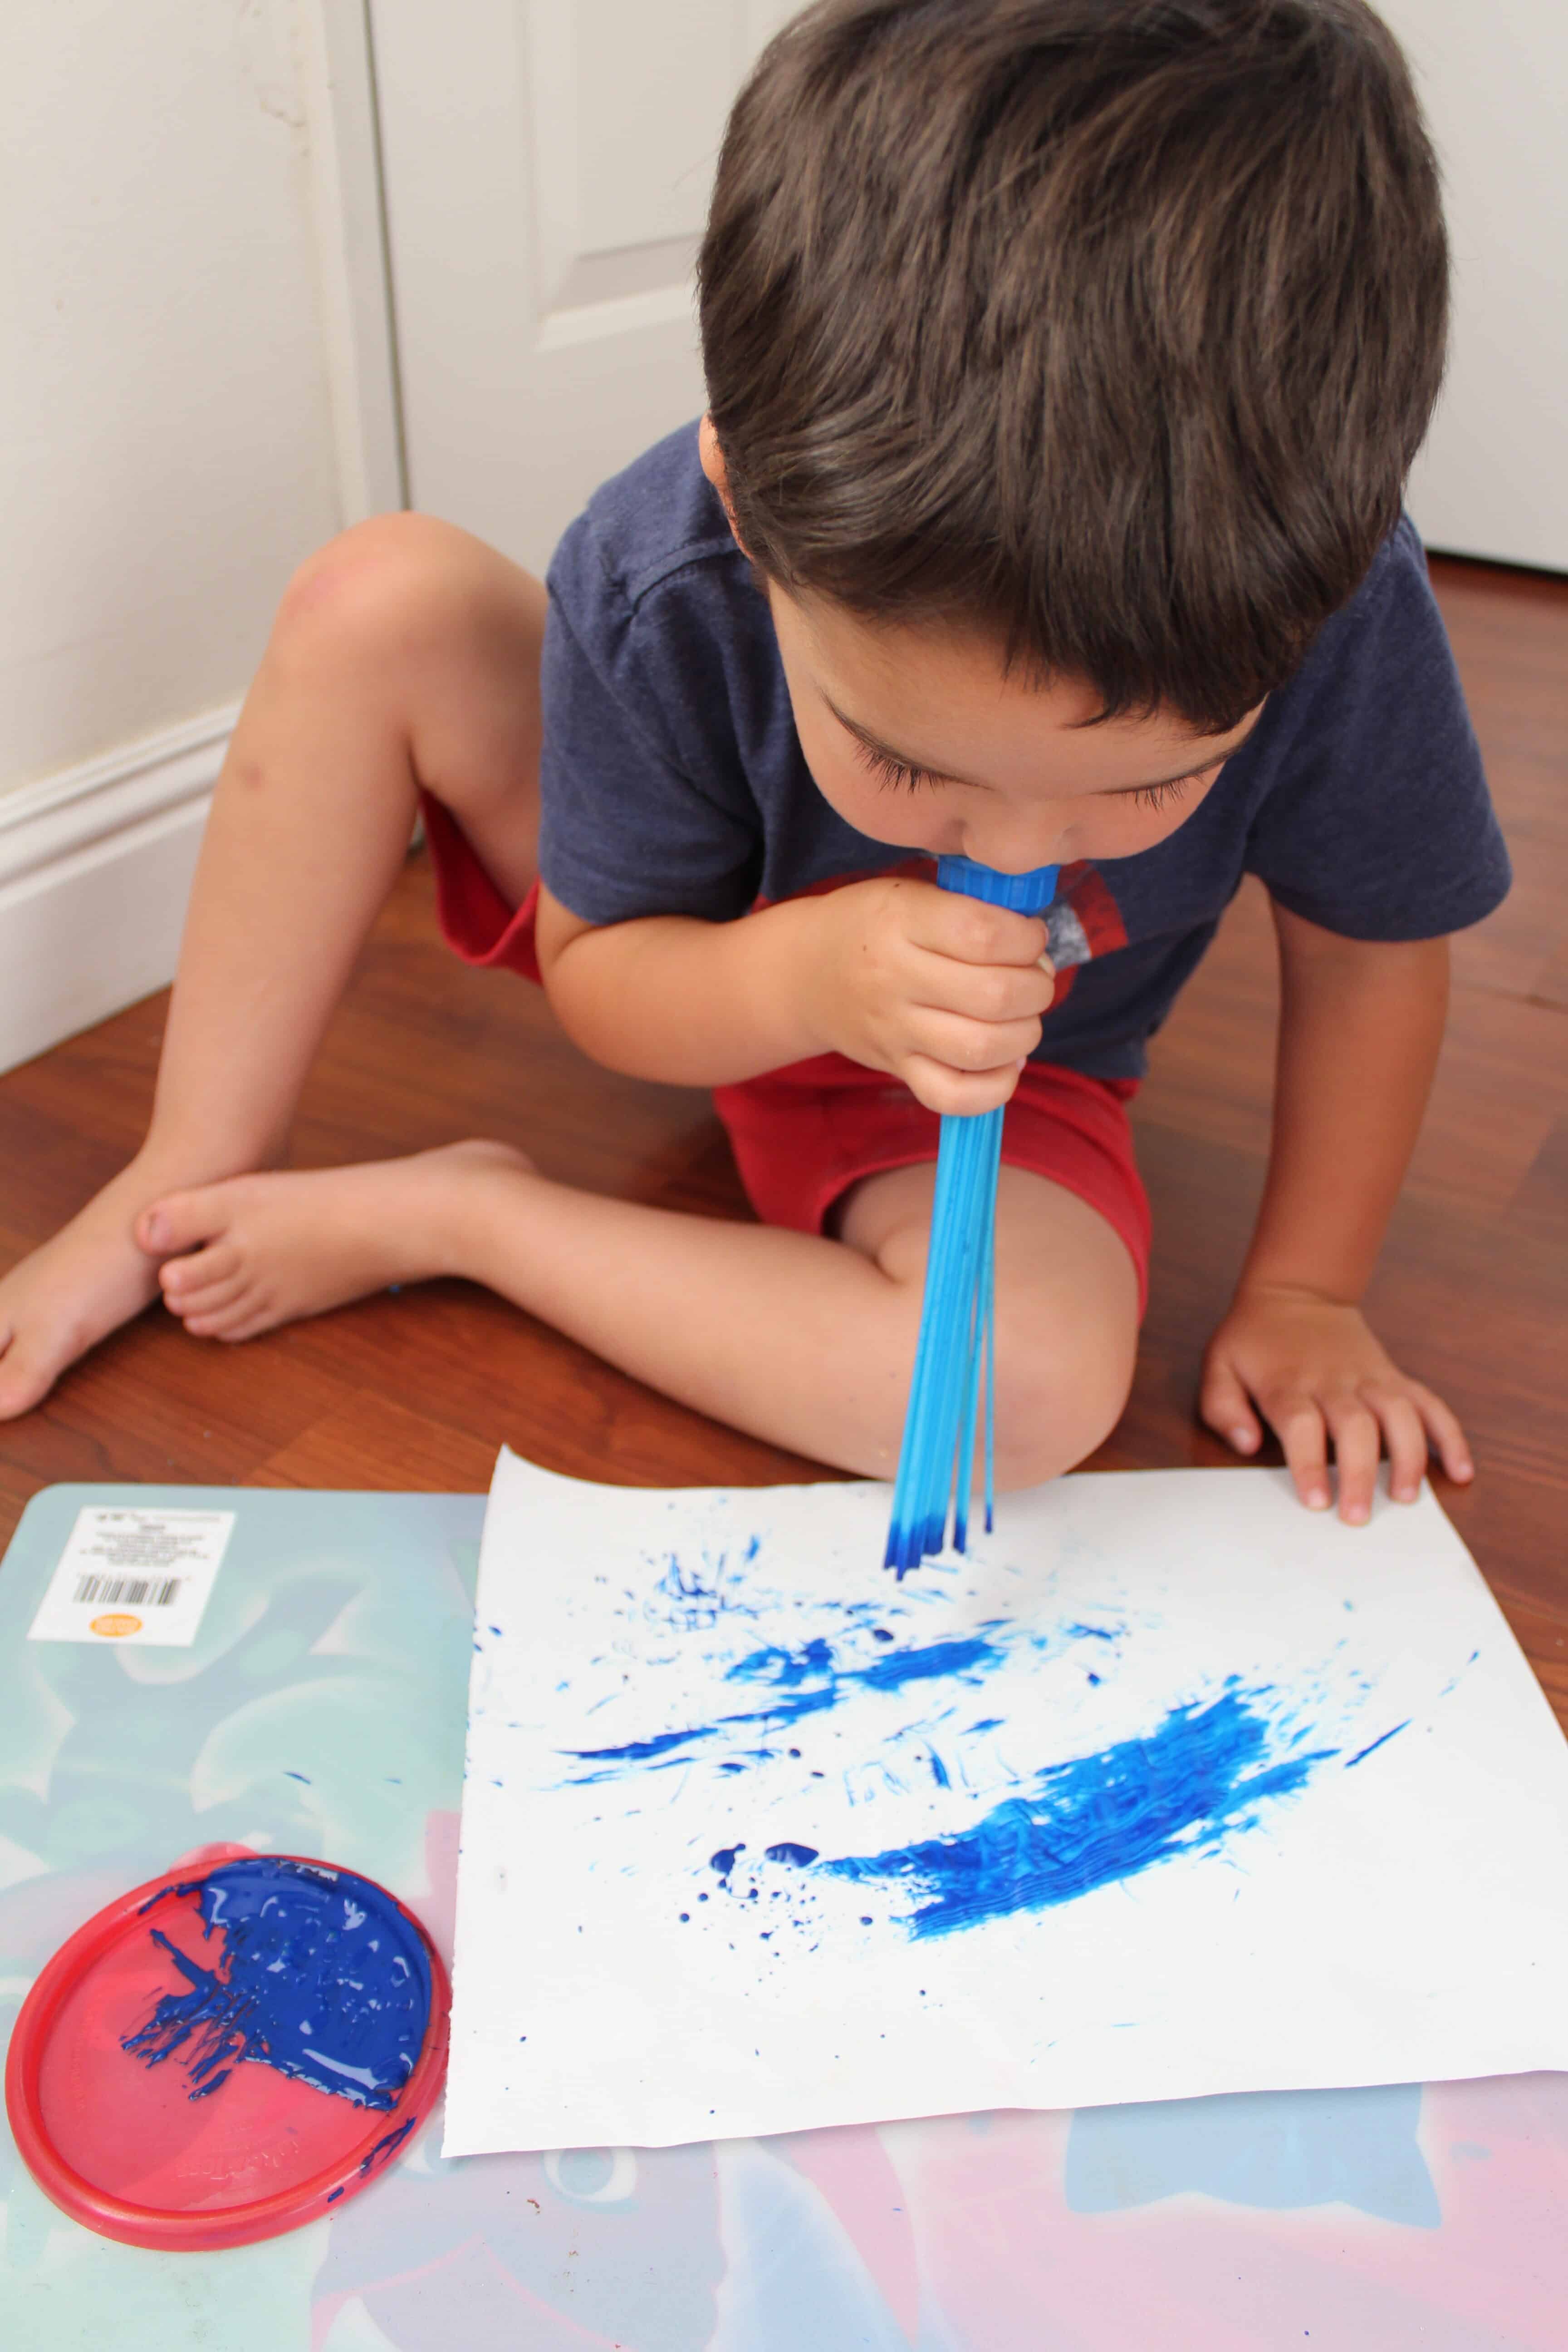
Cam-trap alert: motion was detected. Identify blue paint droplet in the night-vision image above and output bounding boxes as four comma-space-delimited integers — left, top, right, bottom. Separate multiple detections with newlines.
764, 1842, 819, 1867
122, 1857, 431, 2109
679, 1911, 691, 1922
860, 1916, 873, 1926
710, 1845, 745, 1877
328, 2187, 345, 2202
1087, 1672, 1102, 1686
871, 1627, 896, 1644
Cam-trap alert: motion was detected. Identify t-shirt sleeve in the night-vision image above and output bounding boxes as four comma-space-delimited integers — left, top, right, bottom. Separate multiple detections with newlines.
537, 520, 763, 929
1243, 517, 1511, 940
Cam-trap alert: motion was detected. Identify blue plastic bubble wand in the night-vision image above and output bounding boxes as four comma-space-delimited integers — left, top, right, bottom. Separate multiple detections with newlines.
883, 856, 1059, 1575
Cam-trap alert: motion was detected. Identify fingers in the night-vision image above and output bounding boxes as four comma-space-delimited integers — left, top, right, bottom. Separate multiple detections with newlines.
1198, 1354, 1263, 1457
1409, 1381, 1475, 1486
1268, 1394, 1333, 1513
1321, 1396, 1382, 1525
1369, 1391, 1428, 1505
903, 887, 1051, 970
909, 944, 1056, 1027
907, 1005, 1044, 1075
902, 1053, 1024, 1118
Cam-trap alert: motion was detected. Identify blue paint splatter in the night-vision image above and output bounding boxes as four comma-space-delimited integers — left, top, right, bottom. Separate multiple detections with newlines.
764, 1843, 820, 1867
122, 1857, 431, 2109
824, 1686, 1337, 1939
284, 1770, 312, 1784
565, 1630, 1008, 1775
929, 1750, 951, 1789
1344, 1721, 1410, 1769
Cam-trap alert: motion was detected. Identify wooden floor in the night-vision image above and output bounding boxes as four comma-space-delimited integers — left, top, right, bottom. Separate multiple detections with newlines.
1, 557, 1564, 1729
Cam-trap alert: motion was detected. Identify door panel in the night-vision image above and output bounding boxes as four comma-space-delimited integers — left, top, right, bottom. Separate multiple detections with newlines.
371, 0, 794, 572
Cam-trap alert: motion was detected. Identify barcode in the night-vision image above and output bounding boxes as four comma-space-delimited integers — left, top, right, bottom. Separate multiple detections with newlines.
73, 1574, 182, 1608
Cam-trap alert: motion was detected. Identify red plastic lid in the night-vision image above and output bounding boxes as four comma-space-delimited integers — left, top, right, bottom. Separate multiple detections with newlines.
4, 1847, 451, 2251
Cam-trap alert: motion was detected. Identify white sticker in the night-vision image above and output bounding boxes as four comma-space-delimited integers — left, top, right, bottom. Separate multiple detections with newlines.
27, 1505, 236, 1646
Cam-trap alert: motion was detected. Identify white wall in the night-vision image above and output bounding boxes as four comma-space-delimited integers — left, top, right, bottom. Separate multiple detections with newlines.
0, 0, 378, 1071
0, 0, 343, 794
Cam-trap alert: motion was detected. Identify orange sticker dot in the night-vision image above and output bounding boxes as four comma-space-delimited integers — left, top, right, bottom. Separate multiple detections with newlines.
90, 1613, 142, 1638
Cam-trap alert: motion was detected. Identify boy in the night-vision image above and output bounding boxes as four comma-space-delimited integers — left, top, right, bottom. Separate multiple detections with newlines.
0, 0, 1506, 1525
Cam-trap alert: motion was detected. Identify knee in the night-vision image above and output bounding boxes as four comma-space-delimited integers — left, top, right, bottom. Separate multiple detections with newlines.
270, 514, 534, 682
988, 1326, 1135, 1491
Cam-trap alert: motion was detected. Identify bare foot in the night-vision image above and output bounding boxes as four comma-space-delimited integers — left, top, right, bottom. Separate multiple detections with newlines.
138, 1139, 535, 1342
0, 1159, 187, 1419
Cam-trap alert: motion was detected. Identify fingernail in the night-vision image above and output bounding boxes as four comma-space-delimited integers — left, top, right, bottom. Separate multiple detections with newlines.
1346, 1504, 1369, 1526
1456, 1460, 1474, 1480
1307, 1488, 1330, 1510
1230, 1427, 1254, 1451
1394, 1485, 1416, 1504
143, 1214, 167, 1247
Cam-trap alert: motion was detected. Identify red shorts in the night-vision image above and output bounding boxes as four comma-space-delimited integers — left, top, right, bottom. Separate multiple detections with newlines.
421, 793, 1151, 1312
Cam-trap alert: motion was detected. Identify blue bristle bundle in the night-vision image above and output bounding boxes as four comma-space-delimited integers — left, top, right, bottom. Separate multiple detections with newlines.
884, 857, 1058, 1575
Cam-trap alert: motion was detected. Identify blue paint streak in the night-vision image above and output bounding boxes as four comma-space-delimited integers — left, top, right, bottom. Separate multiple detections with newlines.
764, 1843, 820, 1867
122, 1857, 431, 2109
929, 1750, 951, 1789
564, 1629, 1008, 1774
825, 1686, 1337, 1939
1344, 1720, 1411, 1769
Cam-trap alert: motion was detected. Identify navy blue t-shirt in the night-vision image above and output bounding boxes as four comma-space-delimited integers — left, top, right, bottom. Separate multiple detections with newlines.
539, 423, 1510, 1081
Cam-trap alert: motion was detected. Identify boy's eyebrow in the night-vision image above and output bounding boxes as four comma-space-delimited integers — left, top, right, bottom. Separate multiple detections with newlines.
826, 695, 1262, 795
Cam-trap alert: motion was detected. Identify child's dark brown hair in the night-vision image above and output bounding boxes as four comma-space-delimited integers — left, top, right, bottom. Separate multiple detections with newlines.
698, 0, 1448, 733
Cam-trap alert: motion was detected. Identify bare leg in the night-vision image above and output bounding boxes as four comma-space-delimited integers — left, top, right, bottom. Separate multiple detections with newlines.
0, 514, 548, 1418
135, 1151, 1140, 1485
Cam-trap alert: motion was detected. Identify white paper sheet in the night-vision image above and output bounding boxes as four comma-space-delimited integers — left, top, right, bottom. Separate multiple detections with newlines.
444, 1449, 1568, 2155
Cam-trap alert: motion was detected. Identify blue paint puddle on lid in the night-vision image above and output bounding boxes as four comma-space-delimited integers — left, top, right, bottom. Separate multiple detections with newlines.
122, 1856, 432, 2109
823, 1684, 1338, 1939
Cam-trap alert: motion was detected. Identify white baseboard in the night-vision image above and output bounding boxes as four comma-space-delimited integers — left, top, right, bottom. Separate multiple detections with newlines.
0, 705, 238, 1076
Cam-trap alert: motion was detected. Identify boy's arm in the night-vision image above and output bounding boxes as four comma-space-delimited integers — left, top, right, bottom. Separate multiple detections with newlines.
1200, 900, 1474, 1522
534, 879, 1055, 1117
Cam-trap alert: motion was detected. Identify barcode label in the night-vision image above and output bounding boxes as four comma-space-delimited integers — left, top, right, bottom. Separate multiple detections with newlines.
30, 1506, 235, 1646
72, 1573, 183, 1609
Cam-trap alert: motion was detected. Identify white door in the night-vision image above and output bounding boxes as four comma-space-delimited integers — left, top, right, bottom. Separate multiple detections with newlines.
370, 0, 794, 576
1379, 0, 1568, 572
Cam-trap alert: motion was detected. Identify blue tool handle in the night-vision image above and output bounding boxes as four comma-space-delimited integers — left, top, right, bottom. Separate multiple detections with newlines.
936, 856, 1059, 922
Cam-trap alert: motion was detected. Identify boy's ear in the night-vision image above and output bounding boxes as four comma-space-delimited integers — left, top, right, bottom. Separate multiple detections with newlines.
699, 416, 751, 558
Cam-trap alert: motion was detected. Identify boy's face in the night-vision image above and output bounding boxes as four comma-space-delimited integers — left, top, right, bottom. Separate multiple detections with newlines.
767, 582, 1261, 873
701, 419, 1259, 872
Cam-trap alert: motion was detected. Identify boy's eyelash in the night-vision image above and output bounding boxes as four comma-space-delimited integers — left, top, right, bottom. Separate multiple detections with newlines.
1126, 775, 1197, 812
855, 740, 939, 794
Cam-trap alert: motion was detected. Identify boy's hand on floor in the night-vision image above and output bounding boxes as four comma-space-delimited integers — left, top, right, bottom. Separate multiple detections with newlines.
1199, 1284, 1474, 1525
807, 877, 1056, 1114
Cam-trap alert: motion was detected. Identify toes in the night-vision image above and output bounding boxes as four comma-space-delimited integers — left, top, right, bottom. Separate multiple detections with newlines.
159, 1242, 240, 1305
137, 1187, 234, 1261
193, 1297, 279, 1343
169, 1272, 248, 1321
0, 1334, 69, 1421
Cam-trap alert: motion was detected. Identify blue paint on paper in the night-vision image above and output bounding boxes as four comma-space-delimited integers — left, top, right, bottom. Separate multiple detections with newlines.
764, 1843, 820, 1867
824, 1685, 1337, 1939
929, 1750, 951, 1789
564, 1628, 1009, 1776
123, 1856, 431, 2109
1344, 1720, 1411, 1769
